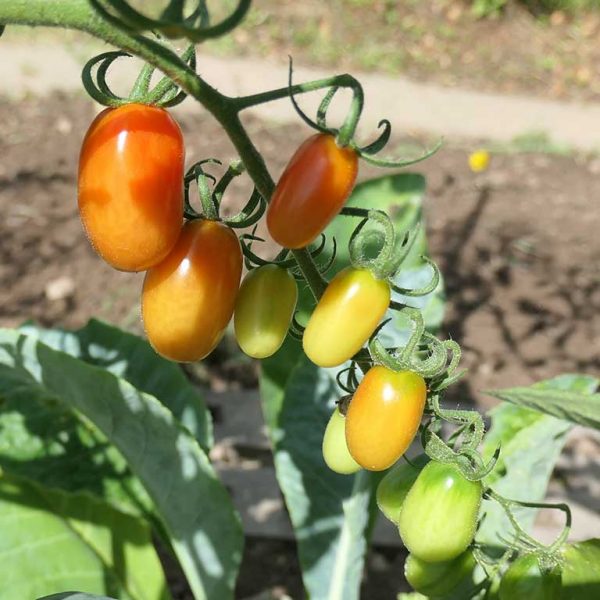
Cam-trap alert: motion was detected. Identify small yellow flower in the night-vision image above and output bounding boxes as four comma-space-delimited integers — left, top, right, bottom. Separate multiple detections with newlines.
468, 149, 490, 173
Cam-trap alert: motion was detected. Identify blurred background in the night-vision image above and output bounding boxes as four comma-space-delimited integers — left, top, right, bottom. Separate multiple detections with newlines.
1, 1, 599, 598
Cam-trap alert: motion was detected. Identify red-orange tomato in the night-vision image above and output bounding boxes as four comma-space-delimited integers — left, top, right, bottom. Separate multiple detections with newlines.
78, 103, 184, 272
346, 367, 427, 471
266, 133, 358, 249
142, 219, 242, 362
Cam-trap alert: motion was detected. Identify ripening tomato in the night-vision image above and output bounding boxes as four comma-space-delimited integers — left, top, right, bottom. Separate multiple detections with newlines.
405, 550, 477, 597
399, 461, 482, 562
322, 407, 361, 475
234, 265, 298, 359
142, 219, 242, 362
345, 367, 426, 471
560, 539, 600, 599
499, 554, 561, 600
303, 268, 390, 368
376, 455, 429, 524
266, 133, 358, 249
78, 103, 184, 271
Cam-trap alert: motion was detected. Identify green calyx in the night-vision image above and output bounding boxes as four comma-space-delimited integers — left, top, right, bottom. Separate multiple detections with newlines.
88, 0, 251, 43
184, 159, 266, 227
82, 45, 196, 108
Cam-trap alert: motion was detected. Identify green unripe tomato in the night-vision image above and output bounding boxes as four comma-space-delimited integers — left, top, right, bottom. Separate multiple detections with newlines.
398, 461, 482, 562
405, 550, 476, 597
499, 554, 561, 600
234, 264, 298, 359
322, 407, 361, 475
376, 455, 429, 524
560, 538, 600, 599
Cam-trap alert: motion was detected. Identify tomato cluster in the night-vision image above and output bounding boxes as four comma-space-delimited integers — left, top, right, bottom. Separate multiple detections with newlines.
78, 105, 369, 363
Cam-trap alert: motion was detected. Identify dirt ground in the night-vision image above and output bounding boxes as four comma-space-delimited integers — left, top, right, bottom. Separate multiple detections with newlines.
1, 93, 599, 597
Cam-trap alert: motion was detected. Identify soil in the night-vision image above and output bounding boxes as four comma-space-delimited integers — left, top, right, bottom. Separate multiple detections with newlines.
1, 92, 599, 597
205, 0, 600, 103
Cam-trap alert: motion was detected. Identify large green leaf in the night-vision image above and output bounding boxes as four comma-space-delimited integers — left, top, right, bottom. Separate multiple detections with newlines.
485, 383, 600, 430
478, 374, 599, 550
0, 320, 213, 519
0, 329, 243, 600
0, 474, 167, 600
260, 173, 442, 600
261, 341, 376, 600
20, 319, 212, 449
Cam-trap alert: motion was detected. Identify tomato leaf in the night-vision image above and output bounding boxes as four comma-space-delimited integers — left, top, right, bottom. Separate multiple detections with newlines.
19, 319, 212, 449
478, 374, 599, 551
485, 380, 600, 430
0, 474, 167, 600
0, 328, 243, 600
261, 338, 377, 600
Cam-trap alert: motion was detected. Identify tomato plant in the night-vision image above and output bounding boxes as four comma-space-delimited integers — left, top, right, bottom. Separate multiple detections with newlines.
404, 550, 476, 597
1, 2, 598, 600
234, 264, 298, 358
399, 461, 482, 562
303, 267, 390, 367
345, 367, 426, 471
322, 407, 361, 475
266, 133, 358, 249
376, 454, 428, 524
142, 219, 242, 362
499, 554, 561, 600
78, 103, 184, 272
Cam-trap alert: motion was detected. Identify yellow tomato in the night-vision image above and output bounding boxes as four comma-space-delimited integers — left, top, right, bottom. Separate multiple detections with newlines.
345, 367, 426, 471
142, 219, 242, 362
303, 267, 390, 368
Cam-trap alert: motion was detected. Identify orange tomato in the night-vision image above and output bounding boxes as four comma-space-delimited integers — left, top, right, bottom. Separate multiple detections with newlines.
346, 367, 426, 471
266, 133, 358, 249
78, 103, 184, 271
142, 219, 242, 362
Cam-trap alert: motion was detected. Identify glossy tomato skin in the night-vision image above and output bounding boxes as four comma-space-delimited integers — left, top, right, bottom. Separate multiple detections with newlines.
234, 265, 298, 359
78, 103, 184, 272
376, 455, 429, 524
142, 219, 242, 362
303, 268, 390, 368
405, 550, 477, 597
322, 407, 361, 475
560, 539, 600, 599
345, 367, 426, 471
266, 133, 358, 249
399, 461, 482, 562
499, 554, 561, 600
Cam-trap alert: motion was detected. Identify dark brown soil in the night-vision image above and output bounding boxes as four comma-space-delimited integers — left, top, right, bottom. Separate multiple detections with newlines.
1, 93, 599, 597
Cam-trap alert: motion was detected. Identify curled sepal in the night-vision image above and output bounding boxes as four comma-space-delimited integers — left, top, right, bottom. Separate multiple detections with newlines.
391, 256, 441, 297
81, 51, 131, 107
224, 188, 267, 229
316, 86, 340, 129
89, 0, 251, 42
239, 233, 297, 270
358, 138, 443, 169
422, 421, 499, 482
335, 364, 360, 396
314, 237, 338, 275
484, 489, 572, 555
288, 57, 330, 135
359, 119, 392, 155
348, 210, 400, 279
288, 312, 306, 341
429, 340, 467, 393
184, 159, 221, 220
145, 45, 197, 108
